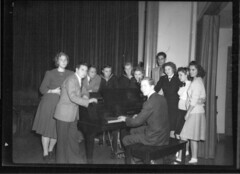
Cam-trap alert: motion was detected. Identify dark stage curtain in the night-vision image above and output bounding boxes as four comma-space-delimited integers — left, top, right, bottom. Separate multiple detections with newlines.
13, 1, 138, 92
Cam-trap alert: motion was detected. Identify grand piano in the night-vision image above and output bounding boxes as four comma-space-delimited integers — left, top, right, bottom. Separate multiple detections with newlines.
77, 89, 145, 164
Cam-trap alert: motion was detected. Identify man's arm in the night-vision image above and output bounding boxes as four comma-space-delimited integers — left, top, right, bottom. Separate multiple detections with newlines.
125, 102, 153, 127
66, 77, 90, 107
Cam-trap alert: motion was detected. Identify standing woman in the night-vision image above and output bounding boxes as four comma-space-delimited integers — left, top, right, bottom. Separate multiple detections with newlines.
32, 52, 73, 162
154, 62, 181, 138
175, 67, 191, 139
180, 61, 206, 164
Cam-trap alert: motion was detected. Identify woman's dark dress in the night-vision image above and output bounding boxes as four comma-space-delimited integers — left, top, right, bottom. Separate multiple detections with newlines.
32, 69, 73, 138
154, 74, 181, 131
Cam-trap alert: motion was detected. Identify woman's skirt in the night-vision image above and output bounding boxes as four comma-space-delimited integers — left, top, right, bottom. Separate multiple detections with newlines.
180, 112, 206, 141
32, 94, 59, 139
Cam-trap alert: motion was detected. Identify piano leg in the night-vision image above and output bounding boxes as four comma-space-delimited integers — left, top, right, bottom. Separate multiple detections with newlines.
85, 134, 95, 164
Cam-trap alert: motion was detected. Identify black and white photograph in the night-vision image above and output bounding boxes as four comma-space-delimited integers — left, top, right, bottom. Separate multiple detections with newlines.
1, 0, 240, 172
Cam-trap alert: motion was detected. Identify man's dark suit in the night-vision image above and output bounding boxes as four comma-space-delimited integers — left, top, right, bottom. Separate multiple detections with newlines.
122, 92, 169, 146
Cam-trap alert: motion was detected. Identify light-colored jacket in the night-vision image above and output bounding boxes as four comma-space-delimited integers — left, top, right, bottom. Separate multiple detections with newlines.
151, 66, 164, 85
82, 74, 101, 92
54, 74, 89, 122
186, 77, 206, 114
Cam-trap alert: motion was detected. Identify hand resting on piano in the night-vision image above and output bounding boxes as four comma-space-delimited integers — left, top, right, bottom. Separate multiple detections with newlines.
117, 116, 127, 122
89, 98, 98, 104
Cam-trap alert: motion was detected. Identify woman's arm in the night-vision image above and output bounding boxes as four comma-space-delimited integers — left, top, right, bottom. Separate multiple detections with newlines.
39, 71, 51, 95
154, 76, 163, 93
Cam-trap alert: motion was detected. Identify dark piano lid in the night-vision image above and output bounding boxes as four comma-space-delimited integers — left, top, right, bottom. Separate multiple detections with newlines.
100, 88, 143, 104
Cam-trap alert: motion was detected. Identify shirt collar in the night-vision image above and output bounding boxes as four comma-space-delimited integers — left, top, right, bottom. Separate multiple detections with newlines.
75, 72, 82, 86
168, 74, 174, 79
87, 75, 90, 81
147, 91, 155, 99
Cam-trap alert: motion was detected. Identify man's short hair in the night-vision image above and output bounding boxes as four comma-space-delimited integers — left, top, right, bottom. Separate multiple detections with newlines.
156, 52, 167, 59
141, 77, 155, 86
102, 65, 112, 71
88, 65, 97, 71
75, 63, 88, 69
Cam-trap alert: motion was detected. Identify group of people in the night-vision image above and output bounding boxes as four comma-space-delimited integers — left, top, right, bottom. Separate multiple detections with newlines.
119, 52, 206, 164
32, 51, 206, 164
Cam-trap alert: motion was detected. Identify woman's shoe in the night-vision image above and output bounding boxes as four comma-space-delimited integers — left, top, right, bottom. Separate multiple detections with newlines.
48, 151, 55, 160
175, 152, 179, 157
43, 155, 49, 163
188, 158, 198, 164
176, 157, 181, 162
98, 139, 103, 146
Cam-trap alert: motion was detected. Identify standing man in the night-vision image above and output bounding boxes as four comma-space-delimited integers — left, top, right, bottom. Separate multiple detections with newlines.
118, 77, 169, 147
54, 63, 98, 164
151, 52, 167, 85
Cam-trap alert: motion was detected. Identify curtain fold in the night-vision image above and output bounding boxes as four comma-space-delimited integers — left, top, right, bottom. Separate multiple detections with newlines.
143, 1, 159, 77
13, 1, 138, 92
196, 15, 220, 159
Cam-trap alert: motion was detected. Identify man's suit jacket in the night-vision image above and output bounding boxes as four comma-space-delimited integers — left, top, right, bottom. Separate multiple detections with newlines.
54, 74, 89, 122
82, 74, 101, 92
126, 92, 169, 146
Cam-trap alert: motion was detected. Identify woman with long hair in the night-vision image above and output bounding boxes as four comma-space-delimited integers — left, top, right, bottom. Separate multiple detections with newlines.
180, 61, 206, 164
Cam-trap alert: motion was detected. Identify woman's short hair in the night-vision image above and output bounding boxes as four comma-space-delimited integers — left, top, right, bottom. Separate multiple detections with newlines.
162, 62, 177, 74
177, 67, 189, 74
189, 61, 206, 78
142, 77, 155, 86
123, 62, 133, 68
177, 67, 191, 80
134, 66, 145, 75
54, 52, 69, 67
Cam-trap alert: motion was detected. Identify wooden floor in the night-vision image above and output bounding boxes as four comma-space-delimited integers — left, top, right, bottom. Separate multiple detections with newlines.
12, 131, 233, 165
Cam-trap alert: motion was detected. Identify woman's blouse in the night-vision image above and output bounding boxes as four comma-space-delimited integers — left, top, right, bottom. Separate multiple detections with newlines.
178, 80, 191, 110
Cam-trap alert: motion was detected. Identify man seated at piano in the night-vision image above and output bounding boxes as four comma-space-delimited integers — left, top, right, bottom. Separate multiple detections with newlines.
118, 77, 169, 149
82, 65, 101, 93
54, 63, 98, 164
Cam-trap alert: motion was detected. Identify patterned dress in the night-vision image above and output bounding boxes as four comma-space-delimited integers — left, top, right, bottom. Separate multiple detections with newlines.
32, 69, 73, 138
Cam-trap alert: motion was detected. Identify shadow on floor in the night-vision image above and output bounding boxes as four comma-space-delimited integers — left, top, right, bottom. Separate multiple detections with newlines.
12, 131, 233, 165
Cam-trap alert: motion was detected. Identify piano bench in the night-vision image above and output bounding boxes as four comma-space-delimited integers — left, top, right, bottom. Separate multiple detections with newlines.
125, 138, 187, 164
